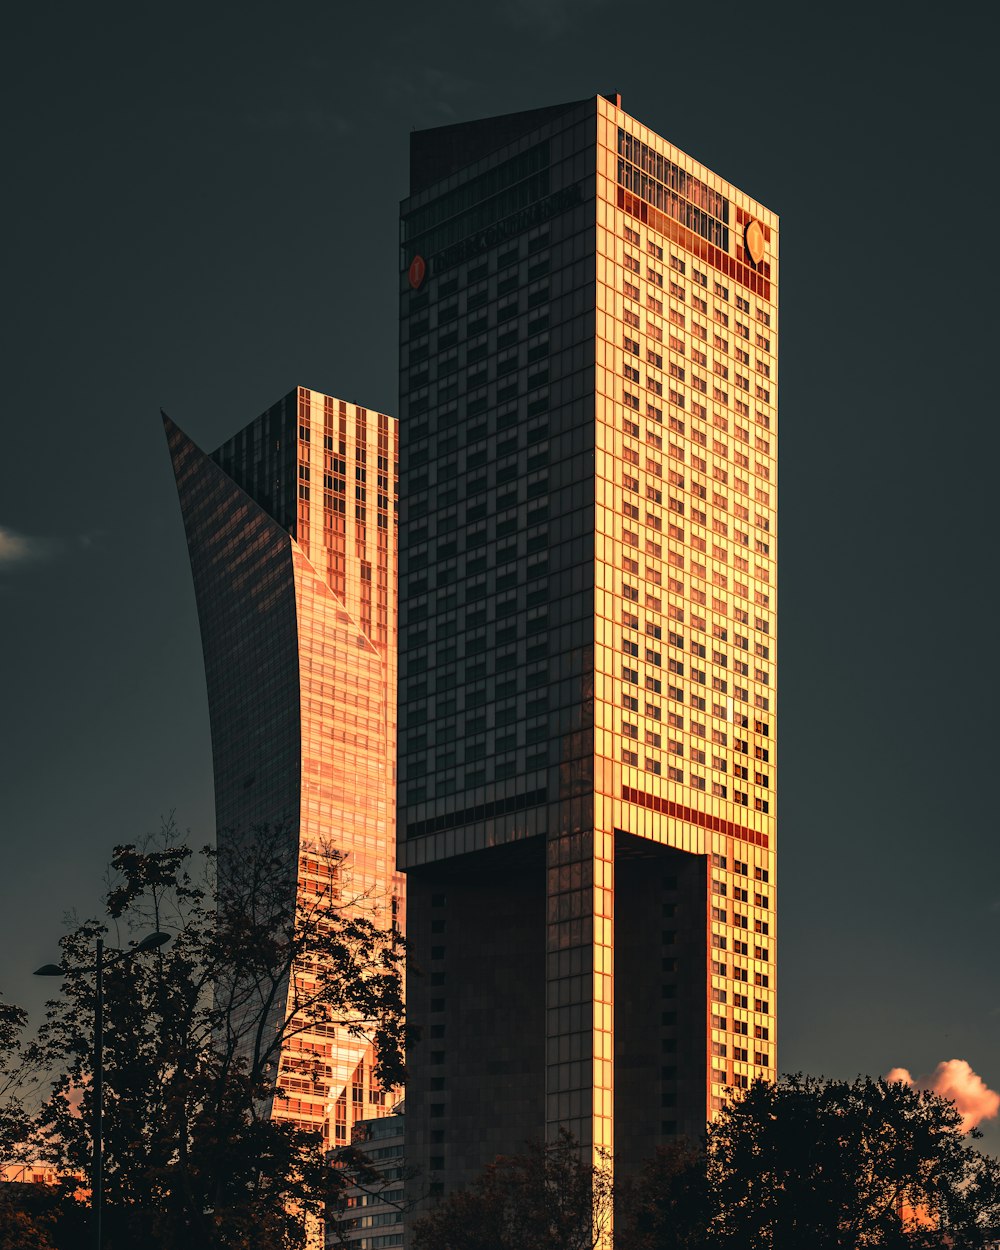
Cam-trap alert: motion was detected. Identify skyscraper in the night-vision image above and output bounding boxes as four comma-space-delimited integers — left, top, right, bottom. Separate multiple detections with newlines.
397, 96, 777, 1196
164, 386, 402, 1147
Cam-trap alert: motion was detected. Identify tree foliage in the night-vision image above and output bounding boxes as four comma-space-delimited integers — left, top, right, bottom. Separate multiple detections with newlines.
0, 995, 46, 1163
0, 1186, 60, 1250
418, 1077, 1000, 1250
615, 1139, 707, 1250
17, 825, 405, 1249
702, 1074, 1000, 1249
410, 1130, 613, 1250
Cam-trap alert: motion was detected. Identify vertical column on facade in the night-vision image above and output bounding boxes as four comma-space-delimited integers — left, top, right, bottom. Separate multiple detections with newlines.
593, 822, 614, 1161
545, 793, 608, 1163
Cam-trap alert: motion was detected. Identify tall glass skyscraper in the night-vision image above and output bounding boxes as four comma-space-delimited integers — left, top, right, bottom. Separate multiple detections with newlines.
164, 387, 402, 1148
397, 95, 777, 1197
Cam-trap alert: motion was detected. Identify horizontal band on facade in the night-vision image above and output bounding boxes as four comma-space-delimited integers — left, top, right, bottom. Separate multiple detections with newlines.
402, 786, 549, 840
617, 187, 772, 301
621, 785, 769, 849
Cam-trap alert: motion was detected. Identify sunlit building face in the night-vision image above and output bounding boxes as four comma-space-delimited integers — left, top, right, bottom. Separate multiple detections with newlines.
165, 389, 403, 1148
398, 95, 777, 1200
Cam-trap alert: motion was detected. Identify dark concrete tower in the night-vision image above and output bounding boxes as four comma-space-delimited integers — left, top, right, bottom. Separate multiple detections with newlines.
397, 96, 778, 1206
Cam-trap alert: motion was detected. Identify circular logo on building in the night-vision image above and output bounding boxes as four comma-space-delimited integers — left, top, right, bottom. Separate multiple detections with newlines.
744, 220, 765, 266
408, 255, 427, 290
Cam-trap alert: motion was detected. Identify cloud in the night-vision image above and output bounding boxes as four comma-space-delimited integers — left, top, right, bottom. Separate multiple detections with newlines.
242, 106, 354, 136
498, 0, 608, 37
0, 526, 103, 571
0, 526, 48, 566
887, 1060, 1000, 1132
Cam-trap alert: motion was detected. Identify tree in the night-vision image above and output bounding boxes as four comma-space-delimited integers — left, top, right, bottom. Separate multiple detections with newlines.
0, 993, 50, 1164
702, 1074, 1000, 1250
0, 1189, 58, 1250
23, 826, 405, 1249
410, 1130, 613, 1250
615, 1139, 708, 1250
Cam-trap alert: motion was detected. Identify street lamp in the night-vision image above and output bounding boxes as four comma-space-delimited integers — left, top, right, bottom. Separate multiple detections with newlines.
35, 930, 171, 1249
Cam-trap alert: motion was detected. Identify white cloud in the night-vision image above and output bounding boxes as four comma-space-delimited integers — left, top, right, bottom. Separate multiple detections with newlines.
887, 1060, 1000, 1132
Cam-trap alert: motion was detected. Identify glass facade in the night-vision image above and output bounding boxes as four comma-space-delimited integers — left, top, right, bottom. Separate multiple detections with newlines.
398, 95, 777, 1205
327, 1113, 405, 1249
165, 388, 403, 1148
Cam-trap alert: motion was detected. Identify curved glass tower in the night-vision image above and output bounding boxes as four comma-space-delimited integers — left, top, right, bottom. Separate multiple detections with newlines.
164, 386, 402, 1147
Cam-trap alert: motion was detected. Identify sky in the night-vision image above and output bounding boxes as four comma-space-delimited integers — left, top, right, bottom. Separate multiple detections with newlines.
2, 0, 997, 1149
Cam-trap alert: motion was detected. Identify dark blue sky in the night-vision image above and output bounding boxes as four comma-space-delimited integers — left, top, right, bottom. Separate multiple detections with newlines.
2, 0, 997, 1148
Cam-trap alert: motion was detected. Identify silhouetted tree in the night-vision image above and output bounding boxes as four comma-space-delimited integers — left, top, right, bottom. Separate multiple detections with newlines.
410, 1130, 613, 1250
703, 1074, 1000, 1250
0, 996, 43, 1161
401, 1075, 1000, 1250
0, 1185, 60, 1250
21, 826, 404, 1249
615, 1138, 707, 1250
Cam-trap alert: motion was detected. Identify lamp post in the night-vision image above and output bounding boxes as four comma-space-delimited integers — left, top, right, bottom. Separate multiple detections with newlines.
35, 930, 171, 1249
